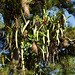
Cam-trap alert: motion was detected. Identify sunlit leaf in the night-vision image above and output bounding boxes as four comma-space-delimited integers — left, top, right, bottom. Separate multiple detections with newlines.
15, 30, 18, 48
22, 20, 30, 34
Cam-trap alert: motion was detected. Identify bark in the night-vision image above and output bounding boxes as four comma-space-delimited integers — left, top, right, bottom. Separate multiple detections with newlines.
21, 0, 30, 17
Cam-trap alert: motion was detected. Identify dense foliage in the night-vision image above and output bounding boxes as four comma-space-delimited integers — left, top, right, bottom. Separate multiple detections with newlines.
0, 0, 75, 74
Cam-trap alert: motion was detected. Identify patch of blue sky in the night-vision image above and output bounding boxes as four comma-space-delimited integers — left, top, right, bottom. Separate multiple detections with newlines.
0, 43, 3, 48
0, 13, 4, 27
64, 9, 75, 27
3, 50, 10, 54
0, 64, 2, 67
48, 7, 75, 27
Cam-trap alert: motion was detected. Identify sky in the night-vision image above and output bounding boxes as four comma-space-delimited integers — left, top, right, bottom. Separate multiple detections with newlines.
0, 13, 4, 23
65, 10, 75, 27
72, 0, 75, 2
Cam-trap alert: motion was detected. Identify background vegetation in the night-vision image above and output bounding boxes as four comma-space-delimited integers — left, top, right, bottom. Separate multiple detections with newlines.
0, 0, 75, 74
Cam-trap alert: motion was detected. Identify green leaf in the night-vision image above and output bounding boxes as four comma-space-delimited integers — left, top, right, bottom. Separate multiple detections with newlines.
15, 30, 18, 48
7, 33, 9, 44
22, 20, 30, 34
39, 32, 46, 37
